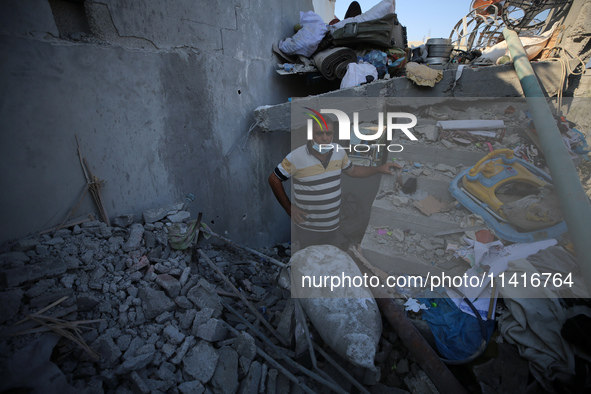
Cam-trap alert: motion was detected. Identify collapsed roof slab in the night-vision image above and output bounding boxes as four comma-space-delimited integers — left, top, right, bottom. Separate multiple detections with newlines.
255, 60, 577, 133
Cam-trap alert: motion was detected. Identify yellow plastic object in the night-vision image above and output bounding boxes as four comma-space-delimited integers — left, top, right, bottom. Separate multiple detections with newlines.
462, 149, 548, 218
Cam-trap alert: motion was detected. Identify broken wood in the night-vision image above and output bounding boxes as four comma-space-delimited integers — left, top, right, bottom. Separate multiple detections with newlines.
221, 300, 347, 394
197, 249, 289, 347
12, 296, 102, 360
201, 228, 287, 268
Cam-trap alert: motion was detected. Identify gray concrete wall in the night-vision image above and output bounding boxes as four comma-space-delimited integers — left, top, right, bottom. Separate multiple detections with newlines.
0, 0, 312, 247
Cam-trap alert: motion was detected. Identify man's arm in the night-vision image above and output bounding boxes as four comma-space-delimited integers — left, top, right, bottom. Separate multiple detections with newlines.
344, 162, 401, 178
268, 173, 308, 224
268, 173, 291, 216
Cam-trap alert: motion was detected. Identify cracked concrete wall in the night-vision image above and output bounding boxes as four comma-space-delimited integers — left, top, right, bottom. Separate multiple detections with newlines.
0, 0, 313, 247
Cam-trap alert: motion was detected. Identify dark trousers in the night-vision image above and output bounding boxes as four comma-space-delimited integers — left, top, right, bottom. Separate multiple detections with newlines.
292, 225, 340, 252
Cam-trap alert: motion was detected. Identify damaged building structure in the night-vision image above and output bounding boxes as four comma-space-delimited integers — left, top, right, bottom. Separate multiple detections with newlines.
1, 0, 591, 393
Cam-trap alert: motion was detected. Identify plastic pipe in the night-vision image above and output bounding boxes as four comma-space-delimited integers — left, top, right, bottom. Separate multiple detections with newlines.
503, 28, 591, 292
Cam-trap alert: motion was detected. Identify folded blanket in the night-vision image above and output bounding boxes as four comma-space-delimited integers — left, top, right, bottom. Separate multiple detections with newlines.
312, 47, 356, 80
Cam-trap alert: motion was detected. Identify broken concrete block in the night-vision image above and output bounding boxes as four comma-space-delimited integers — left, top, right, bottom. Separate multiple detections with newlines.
211, 347, 239, 394
170, 336, 195, 365
238, 360, 262, 394
196, 318, 228, 342
178, 381, 205, 394
291, 245, 382, 369
113, 214, 135, 228
115, 352, 154, 374
0, 259, 67, 287
155, 274, 181, 298
233, 331, 257, 361
143, 207, 167, 224
183, 341, 219, 383
186, 279, 223, 318
123, 223, 144, 252
138, 286, 175, 320
93, 335, 122, 369
167, 211, 190, 223
163, 325, 185, 345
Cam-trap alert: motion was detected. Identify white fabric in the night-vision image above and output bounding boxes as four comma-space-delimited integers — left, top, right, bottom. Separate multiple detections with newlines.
278, 11, 328, 58
340, 63, 378, 89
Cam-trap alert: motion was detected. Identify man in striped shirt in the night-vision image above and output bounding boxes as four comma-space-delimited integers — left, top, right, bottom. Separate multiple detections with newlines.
268, 120, 400, 250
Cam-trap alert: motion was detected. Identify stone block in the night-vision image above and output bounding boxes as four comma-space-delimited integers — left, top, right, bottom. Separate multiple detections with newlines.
163, 325, 185, 345
155, 274, 181, 298
113, 214, 135, 228
143, 207, 166, 224
0, 259, 67, 287
211, 347, 239, 394
182, 341, 219, 383
138, 286, 175, 320
178, 381, 205, 394
196, 318, 228, 342
0, 288, 24, 323
123, 223, 145, 252
238, 361, 262, 394
186, 279, 223, 318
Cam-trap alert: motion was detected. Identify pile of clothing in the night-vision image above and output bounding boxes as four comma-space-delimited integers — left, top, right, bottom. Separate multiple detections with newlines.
275, 0, 408, 89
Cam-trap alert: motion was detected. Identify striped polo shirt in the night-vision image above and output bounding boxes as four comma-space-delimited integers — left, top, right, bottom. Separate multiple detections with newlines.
273, 143, 353, 232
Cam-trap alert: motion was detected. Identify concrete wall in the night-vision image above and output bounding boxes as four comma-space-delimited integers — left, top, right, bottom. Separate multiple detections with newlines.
0, 0, 313, 247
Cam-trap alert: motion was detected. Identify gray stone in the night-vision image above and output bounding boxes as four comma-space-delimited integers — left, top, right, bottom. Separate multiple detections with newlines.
396, 359, 409, 374
1, 251, 30, 263
60, 274, 76, 288
179, 266, 191, 287
191, 307, 215, 335
12, 238, 39, 251
434, 163, 457, 174
123, 337, 146, 360
167, 211, 191, 223
238, 361, 262, 394
123, 223, 145, 252
161, 343, 176, 359
130, 371, 150, 394
0, 259, 67, 287
267, 369, 278, 394
175, 295, 193, 309
45, 237, 64, 246
93, 335, 122, 368
155, 311, 174, 324
196, 318, 228, 342
113, 214, 135, 228
29, 288, 74, 308
182, 341, 219, 383
276, 299, 294, 346
391, 229, 405, 243
170, 336, 195, 365
81, 250, 95, 265
0, 288, 24, 323
178, 381, 205, 394
180, 309, 197, 330
211, 347, 239, 394
143, 207, 167, 224
116, 334, 133, 352
136, 343, 156, 356
155, 274, 181, 298
416, 124, 439, 141
186, 279, 223, 318
138, 286, 175, 320
35, 245, 49, 256
233, 332, 256, 361
163, 325, 185, 345
77, 294, 100, 311
116, 352, 154, 374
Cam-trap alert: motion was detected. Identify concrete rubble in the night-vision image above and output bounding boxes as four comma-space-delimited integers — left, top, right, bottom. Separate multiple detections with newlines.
0, 202, 437, 394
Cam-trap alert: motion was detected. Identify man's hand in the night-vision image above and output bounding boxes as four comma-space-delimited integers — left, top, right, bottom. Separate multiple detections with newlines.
291, 204, 308, 225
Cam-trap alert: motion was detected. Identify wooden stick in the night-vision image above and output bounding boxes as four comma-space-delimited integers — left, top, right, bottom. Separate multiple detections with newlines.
13, 296, 70, 326
197, 249, 289, 347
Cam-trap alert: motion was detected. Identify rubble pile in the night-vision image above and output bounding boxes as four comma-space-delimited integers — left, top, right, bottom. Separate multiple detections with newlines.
0, 204, 434, 393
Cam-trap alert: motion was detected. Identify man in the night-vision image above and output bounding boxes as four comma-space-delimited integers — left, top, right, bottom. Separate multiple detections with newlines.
268, 120, 400, 250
